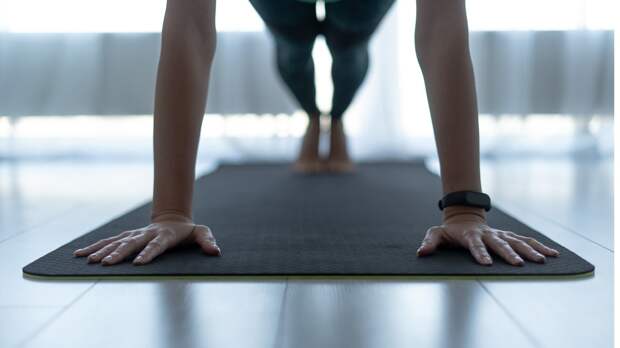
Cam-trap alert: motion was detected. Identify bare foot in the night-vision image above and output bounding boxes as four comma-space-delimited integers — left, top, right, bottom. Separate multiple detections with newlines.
292, 116, 322, 174
326, 119, 355, 173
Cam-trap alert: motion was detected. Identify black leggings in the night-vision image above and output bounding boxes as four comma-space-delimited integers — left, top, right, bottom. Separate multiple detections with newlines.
249, 0, 396, 120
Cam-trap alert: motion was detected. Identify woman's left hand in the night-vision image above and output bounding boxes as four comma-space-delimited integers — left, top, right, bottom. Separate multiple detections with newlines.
416, 212, 560, 266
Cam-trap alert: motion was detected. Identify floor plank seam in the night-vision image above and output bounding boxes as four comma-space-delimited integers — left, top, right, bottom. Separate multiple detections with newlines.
0, 305, 62, 309
272, 278, 289, 348
16, 281, 99, 348
0, 202, 89, 245
496, 200, 613, 253
477, 280, 543, 348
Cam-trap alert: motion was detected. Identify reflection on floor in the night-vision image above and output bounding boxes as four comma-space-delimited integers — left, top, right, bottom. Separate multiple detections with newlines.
0, 137, 613, 348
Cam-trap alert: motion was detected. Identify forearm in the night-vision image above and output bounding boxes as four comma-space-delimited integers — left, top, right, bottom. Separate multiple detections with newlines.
415, 1, 484, 220
151, 1, 216, 222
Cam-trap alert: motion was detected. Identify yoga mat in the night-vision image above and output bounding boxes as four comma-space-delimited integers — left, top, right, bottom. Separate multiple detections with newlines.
23, 161, 594, 279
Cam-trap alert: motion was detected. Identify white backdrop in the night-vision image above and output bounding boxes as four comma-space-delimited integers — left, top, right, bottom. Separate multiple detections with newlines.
0, 0, 614, 159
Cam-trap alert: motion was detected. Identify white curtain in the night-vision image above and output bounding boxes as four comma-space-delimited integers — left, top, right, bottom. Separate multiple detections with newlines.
0, 0, 614, 158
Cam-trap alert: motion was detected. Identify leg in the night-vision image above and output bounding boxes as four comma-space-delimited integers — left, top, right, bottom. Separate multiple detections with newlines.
249, 0, 323, 173
249, 0, 321, 118
322, 0, 396, 172
324, 0, 396, 121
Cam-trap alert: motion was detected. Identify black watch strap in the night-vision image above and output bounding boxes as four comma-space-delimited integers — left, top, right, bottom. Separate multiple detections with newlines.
438, 190, 492, 212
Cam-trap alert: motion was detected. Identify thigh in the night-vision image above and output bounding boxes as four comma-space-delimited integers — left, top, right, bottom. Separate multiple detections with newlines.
249, 0, 321, 43
324, 0, 396, 47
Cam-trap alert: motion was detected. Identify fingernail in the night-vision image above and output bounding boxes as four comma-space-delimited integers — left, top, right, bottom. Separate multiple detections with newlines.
482, 257, 492, 265
538, 256, 546, 263
134, 256, 144, 264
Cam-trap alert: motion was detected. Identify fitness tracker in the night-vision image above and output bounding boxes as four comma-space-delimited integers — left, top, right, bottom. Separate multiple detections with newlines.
438, 190, 492, 212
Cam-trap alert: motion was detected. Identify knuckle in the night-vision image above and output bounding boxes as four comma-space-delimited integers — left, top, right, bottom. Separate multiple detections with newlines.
425, 227, 438, 236
144, 229, 157, 238
498, 231, 511, 238
494, 238, 509, 246
480, 229, 494, 237
102, 245, 115, 251
149, 240, 164, 249
115, 243, 128, 251
159, 228, 175, 239
515, 240, 530, 248
462, 229, 478, 239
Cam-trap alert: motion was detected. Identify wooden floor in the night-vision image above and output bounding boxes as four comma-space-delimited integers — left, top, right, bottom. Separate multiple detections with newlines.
0, 154, 613, 348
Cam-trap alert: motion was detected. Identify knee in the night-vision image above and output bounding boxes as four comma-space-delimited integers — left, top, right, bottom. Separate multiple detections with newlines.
275, 43, 313, 75
331, 44, 368, 70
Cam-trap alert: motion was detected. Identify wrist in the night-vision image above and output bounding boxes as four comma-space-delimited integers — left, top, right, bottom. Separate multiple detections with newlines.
151, 209, 193, 223
442, 205, 486, 223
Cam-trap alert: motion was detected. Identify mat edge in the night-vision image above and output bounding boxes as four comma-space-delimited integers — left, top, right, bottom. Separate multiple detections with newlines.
22, 270, 595, 282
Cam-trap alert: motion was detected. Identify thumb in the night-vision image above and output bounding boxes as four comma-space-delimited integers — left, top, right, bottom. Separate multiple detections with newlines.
193, 225, 222, 256
417, 227, 444, 257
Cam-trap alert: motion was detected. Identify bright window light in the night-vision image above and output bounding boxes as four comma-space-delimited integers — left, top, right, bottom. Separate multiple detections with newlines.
1, 0, 264, 33
466, 0, 614, 30
0, 0, 612, 33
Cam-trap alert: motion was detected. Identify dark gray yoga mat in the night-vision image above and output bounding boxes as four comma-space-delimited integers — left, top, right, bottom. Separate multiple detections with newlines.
23, 160, 594, 278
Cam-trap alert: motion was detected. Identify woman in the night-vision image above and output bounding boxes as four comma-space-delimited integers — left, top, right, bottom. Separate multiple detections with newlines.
73, 0, 560, 267
249, 0, 396, 174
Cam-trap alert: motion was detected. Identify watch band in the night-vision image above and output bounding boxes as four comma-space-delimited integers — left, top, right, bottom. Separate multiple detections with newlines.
438, 190, 492, 212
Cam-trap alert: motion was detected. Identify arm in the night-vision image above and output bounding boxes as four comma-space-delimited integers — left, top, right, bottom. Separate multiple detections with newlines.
151, 0, 216, 222
413, 0, 559, 265
74, 0, 222, 265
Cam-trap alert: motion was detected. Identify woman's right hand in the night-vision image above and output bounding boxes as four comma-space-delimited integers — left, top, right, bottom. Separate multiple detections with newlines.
73, 214, 221, 266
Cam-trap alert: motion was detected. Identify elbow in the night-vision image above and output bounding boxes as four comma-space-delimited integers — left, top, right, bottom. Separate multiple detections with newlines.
164, 0, 217, 63
414, 19, 470, 67
414, 2, 470, 65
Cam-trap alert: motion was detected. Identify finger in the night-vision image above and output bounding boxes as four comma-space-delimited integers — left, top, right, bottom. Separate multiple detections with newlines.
465, 234, 493, 265
133, 236, 169, 265
483, 234, 524, 266
102, 234, 152, 266
74, 232, 131, 257
87, 241, 122, 263
416, 227, 444, 256
194, 225, 221, 256
502, 235, 546, 263
508, 233, 560, 257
